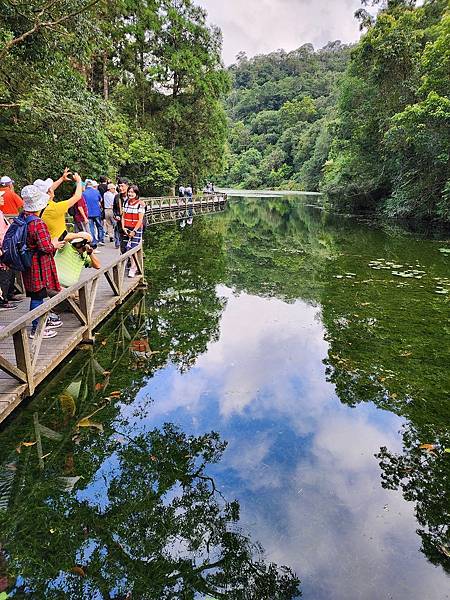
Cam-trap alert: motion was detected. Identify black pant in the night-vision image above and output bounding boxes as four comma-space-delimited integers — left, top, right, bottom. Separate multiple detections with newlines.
0, 269, 15, 301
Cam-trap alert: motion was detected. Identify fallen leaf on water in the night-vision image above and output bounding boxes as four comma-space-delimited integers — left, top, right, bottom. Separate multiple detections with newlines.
71, 566, 86, 577
444, 448, 450, 454
439, 545, 450, 558
110, 391, 121, 397
16, 441, 37, 453
95, 383, 104, 391
149, 455, 158, 462
77, 418, 103, 432
439, 248, 450, 254
59, 392, 76, 417
400, 351, 412, 357
101, 340, 107, 346
419, 444, 436, 450
103, 371, 111, 376
41, 452, 52, 460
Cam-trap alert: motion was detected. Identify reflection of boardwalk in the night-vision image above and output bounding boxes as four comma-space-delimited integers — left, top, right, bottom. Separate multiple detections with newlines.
0, 245, 145, 425
144, 194, 227, 225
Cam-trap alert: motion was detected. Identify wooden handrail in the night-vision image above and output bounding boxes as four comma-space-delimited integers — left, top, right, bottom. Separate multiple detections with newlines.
0, 245, 142, 342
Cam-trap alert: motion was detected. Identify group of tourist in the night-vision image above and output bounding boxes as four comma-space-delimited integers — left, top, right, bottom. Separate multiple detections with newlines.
0, 171, 145, 339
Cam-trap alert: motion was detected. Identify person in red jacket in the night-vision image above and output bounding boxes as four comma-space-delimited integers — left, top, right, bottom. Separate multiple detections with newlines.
20, 185, 65, 339
0, 176, 23, 216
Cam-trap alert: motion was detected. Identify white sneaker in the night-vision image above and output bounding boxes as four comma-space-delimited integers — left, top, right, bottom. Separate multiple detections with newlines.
30, 327, 57, 339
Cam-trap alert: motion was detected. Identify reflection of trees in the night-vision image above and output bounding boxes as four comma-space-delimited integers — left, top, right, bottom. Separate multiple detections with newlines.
144, 218, 227, 372
318, 219, 450, 572
224, 198, 335, 303
376, 425, 450, 572
0, 421, 300, 598
0, 228, 301, 598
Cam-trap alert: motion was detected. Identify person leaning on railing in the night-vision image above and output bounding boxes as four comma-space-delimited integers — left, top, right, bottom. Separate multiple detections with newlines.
120, 184, 145, 278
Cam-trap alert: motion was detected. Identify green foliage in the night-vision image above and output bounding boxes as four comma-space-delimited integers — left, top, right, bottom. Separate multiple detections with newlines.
0, 0, 228, 189
121, 131, 179, 196
219, 43, 351, 191
323, 0, 450, 221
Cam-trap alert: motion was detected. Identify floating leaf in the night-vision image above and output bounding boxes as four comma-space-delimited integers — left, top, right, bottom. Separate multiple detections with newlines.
444, 448, 450, 454
94, 383, 104, 391
59, 392, 76, 417
77, 418, 103, 432
110, 391, 121, 397
439, 248, 450, 254
419, 444, 436, 450
71, 566, 86, 577
16, 441, 37, 453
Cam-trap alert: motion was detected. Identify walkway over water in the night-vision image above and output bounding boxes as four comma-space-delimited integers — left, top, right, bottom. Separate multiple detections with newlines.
144, 193, 227, 224
0, 244, 144, 424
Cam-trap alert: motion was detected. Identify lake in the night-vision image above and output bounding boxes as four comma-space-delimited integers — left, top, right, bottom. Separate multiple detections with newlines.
0, 194, 449, 599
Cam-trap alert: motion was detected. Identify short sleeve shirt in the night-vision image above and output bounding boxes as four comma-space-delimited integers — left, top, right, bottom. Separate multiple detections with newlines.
55, 244, 91, 288
42, 200, 70, 239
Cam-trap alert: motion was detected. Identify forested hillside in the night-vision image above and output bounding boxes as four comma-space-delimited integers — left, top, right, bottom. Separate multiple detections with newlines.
0, 0, 229, 194
221, 0, 450, 222
218, 42, 351, 191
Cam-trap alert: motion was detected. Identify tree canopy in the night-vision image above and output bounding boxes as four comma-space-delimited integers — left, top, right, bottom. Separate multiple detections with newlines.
0, 0, 229, 193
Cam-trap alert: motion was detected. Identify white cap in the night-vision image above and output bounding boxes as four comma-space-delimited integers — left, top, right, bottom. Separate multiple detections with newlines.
21, 185, 49, 212
0, 176, 14, 185
33, 178, 54, 194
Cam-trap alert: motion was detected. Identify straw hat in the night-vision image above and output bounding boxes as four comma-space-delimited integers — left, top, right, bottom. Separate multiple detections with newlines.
21, 185, 49, 212
65, 231, 93, 244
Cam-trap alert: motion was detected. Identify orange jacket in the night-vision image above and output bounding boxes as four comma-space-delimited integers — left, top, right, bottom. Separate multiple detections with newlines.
0, 186, 23, 215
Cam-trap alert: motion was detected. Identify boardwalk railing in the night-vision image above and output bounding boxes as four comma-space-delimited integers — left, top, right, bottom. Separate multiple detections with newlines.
0, 245, 144, 400
143, 193, 227, 225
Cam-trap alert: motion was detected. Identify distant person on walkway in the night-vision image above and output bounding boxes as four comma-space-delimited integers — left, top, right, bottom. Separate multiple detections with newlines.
34, 169, 82, 240
55, 232, 100, 288
0, 176, 23, 215
185, 185, 193, 198
103, 183, 116, 243
178, 185, 185, 197
113, 178, 129, 249
83, 180, 104, 249
72, 193, 89, 234
120, 184, 145, 278
20, 185, 64, 339
0, 191, 18, 312
97, 176, 108, 199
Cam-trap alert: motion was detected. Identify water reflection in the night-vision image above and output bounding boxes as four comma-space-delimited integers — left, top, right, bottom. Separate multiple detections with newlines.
0, 197, 449, 598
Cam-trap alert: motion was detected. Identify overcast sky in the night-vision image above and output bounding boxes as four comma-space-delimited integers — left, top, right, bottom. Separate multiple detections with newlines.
198, 0, 365, 65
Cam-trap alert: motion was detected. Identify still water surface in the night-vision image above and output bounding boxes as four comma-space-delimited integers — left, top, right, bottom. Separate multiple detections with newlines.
0, 195, 449, 599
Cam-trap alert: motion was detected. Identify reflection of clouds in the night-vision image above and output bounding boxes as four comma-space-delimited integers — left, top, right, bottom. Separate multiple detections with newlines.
134, 289, 449, 599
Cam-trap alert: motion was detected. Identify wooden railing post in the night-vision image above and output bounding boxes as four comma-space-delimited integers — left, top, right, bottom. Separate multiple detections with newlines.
78, 283, 94, 342
13, 329, 34, 394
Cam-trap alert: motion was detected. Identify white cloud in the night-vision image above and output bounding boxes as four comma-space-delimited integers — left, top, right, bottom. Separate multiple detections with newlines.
198, 0, 364, 64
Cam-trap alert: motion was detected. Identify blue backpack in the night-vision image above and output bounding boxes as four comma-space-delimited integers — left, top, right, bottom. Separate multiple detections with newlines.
1, 214, 39, 271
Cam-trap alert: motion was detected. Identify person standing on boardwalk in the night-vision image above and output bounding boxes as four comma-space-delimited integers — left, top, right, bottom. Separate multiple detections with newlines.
103, 183, 117, 243
0, 176, 23, 216
0, 191, 18, 312
34, 169, 82, 240
113, 178, 129, 249
72, 192, 90, 234
20, 185, 64, 339
83, 180, 104, 249
120, 184, 145, 278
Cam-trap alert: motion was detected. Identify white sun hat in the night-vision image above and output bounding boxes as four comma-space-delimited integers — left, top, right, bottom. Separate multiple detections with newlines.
21, 185, 49, 212
33, 178, 54, 194
0, 176, 14, 185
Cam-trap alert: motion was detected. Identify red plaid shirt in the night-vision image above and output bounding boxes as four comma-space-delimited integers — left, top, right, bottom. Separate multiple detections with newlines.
22, 215, 61, 293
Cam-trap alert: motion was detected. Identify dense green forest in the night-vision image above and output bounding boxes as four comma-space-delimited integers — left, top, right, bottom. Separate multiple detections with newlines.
221, 0, 450, 222
0, 0, 229, 194
1, 0, 449, 220
218, 42, 352, 192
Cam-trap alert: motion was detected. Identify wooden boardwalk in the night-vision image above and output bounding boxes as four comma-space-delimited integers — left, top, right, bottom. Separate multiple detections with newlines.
144, 193, 227, 224
0, 243, 144, 425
